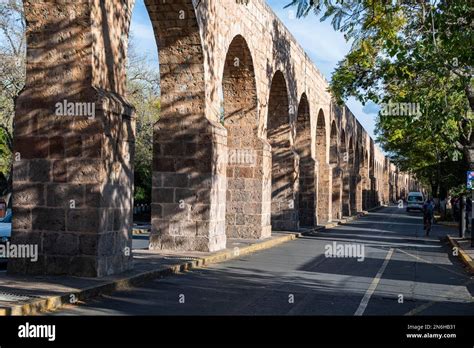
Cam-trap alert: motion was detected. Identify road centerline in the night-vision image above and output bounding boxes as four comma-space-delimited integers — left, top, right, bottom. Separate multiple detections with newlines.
354, 248, 395, 316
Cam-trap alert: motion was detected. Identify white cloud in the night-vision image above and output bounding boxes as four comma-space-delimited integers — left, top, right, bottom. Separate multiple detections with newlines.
362, 101, 380, 115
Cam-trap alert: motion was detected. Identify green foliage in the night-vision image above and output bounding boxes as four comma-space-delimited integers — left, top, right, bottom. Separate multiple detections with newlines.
126, 37, 160, 204
286, 0, 474, 192
0, 0, 25, 194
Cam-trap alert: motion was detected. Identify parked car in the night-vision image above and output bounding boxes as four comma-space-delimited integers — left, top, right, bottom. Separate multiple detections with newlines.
406, 192, 424, 212
0, 208, 12, 243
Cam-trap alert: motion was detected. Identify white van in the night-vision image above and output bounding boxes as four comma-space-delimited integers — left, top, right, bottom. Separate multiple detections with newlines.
406, 192, 424, 212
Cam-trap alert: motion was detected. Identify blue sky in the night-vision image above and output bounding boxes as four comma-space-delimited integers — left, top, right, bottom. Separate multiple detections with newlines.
129, 0, 379, 139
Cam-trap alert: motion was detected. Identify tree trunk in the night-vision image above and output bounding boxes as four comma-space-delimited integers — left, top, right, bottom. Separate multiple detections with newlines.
463, 85, 474, 169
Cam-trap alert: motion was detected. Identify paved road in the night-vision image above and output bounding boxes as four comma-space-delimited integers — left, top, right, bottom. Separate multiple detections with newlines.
53, 206, 474, 315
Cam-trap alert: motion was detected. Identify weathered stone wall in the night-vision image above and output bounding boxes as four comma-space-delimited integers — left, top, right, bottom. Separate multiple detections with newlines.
11, 0, 418, 277
9, 0, 135, 276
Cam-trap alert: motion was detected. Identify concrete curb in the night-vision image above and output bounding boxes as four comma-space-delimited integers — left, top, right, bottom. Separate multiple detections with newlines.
446, 236, 474, 274
0, 232, 301, 316
301, 205, 382, 234
0, 205, 383, 316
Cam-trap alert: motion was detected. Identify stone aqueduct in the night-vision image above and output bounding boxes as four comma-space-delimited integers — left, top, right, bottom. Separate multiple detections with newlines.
9, 0, 419, 277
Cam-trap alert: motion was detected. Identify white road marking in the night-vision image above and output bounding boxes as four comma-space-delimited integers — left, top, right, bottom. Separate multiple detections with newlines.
404, 279, 474, 316
354, 248, 394, 316
396, 247, 468, 278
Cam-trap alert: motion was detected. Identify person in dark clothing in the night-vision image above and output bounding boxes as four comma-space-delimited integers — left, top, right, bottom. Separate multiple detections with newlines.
466, 197, 472, 232
423, 199, 434, 236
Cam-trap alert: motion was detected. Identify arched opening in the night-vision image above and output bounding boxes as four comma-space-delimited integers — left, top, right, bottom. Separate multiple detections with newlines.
348, 136, 357, 215
267, 71, 298, 231
330, 121, 341, 220
147, 0, 227, 252
329, 121, 338, 165
340, 129, 350, 216
10, 0, 231, 277
222, 35, 270, 239
354, 143, 362, 212
362, 149, 369, 210
295, 93, 316, 228
126, 1, 160, 249
316, 109, 329, 224
376, 162, 380, 206
369, 143, 376, 208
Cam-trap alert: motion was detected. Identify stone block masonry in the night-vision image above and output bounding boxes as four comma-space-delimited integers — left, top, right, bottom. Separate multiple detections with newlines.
11, 0, 418, 277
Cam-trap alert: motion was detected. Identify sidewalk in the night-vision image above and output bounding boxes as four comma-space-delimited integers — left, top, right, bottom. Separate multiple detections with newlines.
436, 217, 474, 273
446, 235, 474, 274
0, 231, 300, 315
0, 206, 383, 316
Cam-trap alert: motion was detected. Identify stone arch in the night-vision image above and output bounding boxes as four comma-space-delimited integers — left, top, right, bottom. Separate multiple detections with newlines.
316, 110, 328, 165
10, 0, 235, 277
316, 109, 330, 224
348, 136, 355, 165
267, 71, 298, 230
361, 148, 370, 210
369, 142, 376, 208
295, 93, 316, 227
348, 136, 357, 215
354, 142, 363, 212
148, 1, 229, 254
222, 34, 271, 239
329, 121, 338, 164
330, 121, 341, 220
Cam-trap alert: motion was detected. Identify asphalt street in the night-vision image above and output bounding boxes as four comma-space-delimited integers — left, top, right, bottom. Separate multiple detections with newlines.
52, 206, 474, 315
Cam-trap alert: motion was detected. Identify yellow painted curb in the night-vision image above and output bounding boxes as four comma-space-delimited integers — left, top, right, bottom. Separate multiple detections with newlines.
0, 232, 300, 316
447, 236, 474, 273
1, 207, 381, 316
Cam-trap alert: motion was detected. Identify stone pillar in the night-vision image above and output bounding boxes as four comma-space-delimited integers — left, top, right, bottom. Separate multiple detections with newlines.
150, 120, 227, 252
361, 167, 370, 211
349, 171, 357, 215
342, 171, 351, 217
225, 137, 272, 239
298, 158, 317, 227
147, 0, 227, 251
354, 174, 363, 213
317, 163, 331, 224
270, 148, 299, 231
370, 176, 377, 208
9, 0, 135, 277
331, 166, 342, 220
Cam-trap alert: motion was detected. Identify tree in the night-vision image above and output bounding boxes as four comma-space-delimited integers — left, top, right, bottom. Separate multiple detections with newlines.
126, 36, 160, 204
285, 0, 473, 178
0, 0, 159, 203
0, 0, 25, 195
